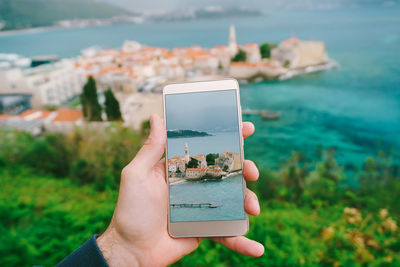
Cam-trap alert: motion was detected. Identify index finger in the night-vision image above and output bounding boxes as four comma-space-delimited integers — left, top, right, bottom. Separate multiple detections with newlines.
242, 122, 255, 139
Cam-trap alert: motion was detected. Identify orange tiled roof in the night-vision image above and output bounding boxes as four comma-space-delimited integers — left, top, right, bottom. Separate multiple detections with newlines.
20, 109, 53, 120
163, 53, 177, 59
52, 109, 83, 122
0, 114, 17, 120
212, 45, 228, 50
186, 167, 207, 172
260, 63, 277, 70
245, 43, 258, 48
283, 37, 300, 45
171, 156, 185, 160
230, 62, 258, 67
19, 109, 37, 118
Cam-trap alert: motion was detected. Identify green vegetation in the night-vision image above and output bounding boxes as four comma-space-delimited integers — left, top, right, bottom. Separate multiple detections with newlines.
206, 153, 219, 166
0, 126, 143, 190
0, 0, 132, 31
260, 42, 277, 59
67, 97, 81, 109
187, 158, 199, 169
0, 169, 116, 266
0, 128, 399, 266
167, 129, 211, 138
81, 76, 103, 122
104, 88, 122, 121
42, 104, 58, 111
232, 49, 247, 62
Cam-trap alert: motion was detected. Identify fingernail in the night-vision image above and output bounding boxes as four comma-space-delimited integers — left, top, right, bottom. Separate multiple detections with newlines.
257, 243, 265, 255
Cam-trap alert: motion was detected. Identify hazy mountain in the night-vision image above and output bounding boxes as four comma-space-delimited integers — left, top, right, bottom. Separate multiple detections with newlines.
145, 7, 262, 22
0, 0, 134, 31
106, 0, 398, 12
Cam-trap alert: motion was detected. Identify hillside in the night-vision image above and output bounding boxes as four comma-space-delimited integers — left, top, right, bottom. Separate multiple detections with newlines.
0, 0, 133, 31
1, 127, 399, 266
167, 129, 212, 138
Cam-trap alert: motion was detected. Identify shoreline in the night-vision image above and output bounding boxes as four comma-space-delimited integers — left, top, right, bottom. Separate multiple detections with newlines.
169, 170, 242, 185
0, 26, 57, 37
278, 59, 339, 81
232, 60, 339, 83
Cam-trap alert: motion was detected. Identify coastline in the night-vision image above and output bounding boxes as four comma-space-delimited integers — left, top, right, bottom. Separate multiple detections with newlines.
169, 170, 242, 185
231, 60, 339, 83
0, 26, 57, 37
278, 59, 339, 81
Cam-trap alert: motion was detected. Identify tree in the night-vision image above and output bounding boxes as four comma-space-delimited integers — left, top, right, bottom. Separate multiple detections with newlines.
187, 158, 199, 168
232, 49, 246, 62
104, 88, 122, 121
81, 76, 102, 121
284, 60, 290, 68
206, 153, 219, 166
259, 42, 277, 58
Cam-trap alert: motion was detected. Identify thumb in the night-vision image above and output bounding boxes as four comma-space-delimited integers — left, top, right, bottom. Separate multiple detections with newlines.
130, 114, 166, 169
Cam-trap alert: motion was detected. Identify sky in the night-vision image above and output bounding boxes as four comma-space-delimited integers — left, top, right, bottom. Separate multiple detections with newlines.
105, 0, 397, 12
165, 89, 239, 133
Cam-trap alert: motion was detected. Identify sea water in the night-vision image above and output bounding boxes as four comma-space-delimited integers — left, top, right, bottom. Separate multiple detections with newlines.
167, 132, 241, 158
169, 174, 245, 222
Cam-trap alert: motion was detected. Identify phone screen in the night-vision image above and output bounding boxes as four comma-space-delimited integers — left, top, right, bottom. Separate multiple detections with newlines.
165, 89, 245, 222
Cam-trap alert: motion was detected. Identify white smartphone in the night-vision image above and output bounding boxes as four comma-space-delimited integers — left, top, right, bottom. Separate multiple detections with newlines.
163, 79, 248, 237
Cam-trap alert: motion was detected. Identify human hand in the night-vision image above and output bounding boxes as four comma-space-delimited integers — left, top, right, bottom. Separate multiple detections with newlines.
97, 114, 264, 266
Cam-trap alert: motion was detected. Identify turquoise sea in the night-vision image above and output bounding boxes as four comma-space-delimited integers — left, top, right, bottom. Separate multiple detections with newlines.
1, 6, 399, 184
170, 175, 245, 222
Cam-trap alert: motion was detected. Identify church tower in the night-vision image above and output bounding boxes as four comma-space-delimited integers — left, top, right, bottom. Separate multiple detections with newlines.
184, 143, 189, 164
228, 24, 238, 58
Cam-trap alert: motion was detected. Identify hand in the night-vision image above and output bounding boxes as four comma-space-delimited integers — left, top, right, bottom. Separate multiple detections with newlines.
97, 114, 264, 266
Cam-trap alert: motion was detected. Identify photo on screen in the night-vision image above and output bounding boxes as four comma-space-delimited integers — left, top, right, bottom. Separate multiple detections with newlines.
165, 89, 245, 222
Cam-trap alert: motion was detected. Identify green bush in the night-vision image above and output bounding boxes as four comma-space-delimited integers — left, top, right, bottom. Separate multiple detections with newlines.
232, 49, 247, 62
259, 42, 277, 59
0, 125, 143, 189
1, 128, 399, 266
0, 169, 116, 266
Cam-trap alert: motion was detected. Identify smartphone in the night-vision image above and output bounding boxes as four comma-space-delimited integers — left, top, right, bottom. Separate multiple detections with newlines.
163, 79, 248, 237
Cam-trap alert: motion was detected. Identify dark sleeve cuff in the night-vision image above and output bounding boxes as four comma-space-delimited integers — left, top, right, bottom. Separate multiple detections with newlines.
57, 235, 109, 267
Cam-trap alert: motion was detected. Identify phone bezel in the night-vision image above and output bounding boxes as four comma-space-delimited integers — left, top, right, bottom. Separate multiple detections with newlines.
163, 79, 249, 238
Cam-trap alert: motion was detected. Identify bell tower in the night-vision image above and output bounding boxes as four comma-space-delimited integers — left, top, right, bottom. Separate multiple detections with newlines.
184, 143, 189, 164
229, 24, 238, 57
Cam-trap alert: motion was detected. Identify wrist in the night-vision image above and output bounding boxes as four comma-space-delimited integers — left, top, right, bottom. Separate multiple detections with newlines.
97, 225, 140, 267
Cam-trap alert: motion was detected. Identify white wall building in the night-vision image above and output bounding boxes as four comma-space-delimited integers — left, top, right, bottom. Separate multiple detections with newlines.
243, 43, 262, 64
186, 167, 207, 179
168, 161, 177, 173
121, 40, 142, 53
0, 68, 29, 94
0, 60, 85, 108
271, 37, 328, 69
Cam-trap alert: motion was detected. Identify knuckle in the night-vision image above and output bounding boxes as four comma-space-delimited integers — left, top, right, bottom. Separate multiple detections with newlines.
121, 165, 132, 178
